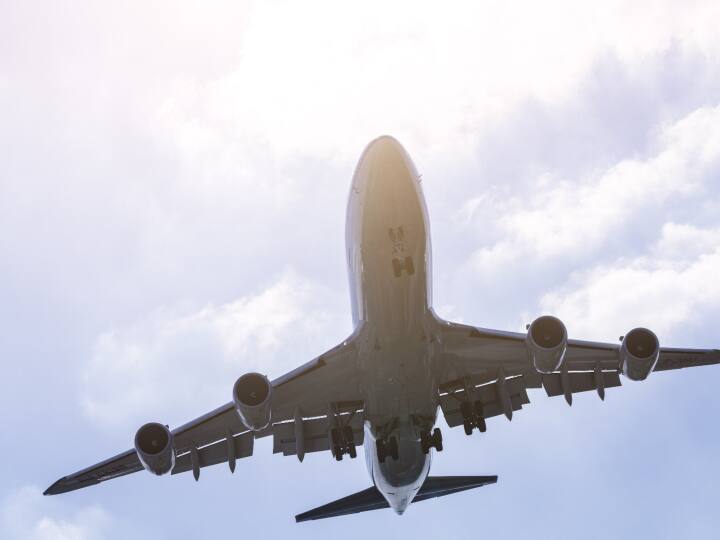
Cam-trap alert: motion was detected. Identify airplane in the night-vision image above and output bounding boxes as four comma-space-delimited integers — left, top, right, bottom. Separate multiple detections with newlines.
45, 135, 720, 522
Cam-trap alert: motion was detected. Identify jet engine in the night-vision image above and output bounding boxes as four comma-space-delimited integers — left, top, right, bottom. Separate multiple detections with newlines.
233, 372, 272, 431
134, 422, 175, 476
526, 315, 568, 374
620, 328, 660, 381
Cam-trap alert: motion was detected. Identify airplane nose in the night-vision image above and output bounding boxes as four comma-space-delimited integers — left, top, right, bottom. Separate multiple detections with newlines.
366, 134, 403, 152
352, 135, 417, 198
390, 497, 411, 515
362, 135, 406, 168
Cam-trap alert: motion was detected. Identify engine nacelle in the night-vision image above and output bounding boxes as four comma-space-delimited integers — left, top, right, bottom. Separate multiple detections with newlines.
526, 315, 568, 374
620, 328, 660, 381
134, 422, 175, 476
233, 372, 272, 431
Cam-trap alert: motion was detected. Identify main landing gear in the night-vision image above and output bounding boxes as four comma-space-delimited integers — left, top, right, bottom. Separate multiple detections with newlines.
331, 426, 357, 461
376, 436, 399, 463
420, 428, 443, 454
461, 401, 487, 435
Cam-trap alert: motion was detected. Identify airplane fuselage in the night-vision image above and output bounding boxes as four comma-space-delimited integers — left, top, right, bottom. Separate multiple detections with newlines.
346, 136, 440, 514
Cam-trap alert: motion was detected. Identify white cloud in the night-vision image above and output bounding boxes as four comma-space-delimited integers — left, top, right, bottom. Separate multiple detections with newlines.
1, 486, 110, 540
651, 222, 720, 261
147, 0, 720, 169
540, 223, 720, 341
463, 104, 720, 278
80, 270, 347, 431
4, 0, 720, 327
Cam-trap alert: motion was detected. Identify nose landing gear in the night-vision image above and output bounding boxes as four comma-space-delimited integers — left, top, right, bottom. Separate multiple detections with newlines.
376, 436, 399, 463
420, 428, 443, 454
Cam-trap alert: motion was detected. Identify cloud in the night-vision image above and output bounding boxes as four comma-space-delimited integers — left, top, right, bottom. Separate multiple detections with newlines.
540, 222, 720, 341
79, 270, 348, 431
470, 104, 720, 264
435, 103, 720, 331
1, 486, 110, 540
3, 1, 720, 330
145, 0, 720, 167
650, 222, 720, 260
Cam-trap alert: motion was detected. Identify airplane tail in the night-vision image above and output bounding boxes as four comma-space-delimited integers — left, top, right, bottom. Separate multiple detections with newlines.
295, 475, 497, 522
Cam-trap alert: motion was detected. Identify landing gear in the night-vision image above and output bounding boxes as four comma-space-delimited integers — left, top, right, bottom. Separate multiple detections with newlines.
420, 428, 443, 454
461, 401, 487, 435
331, 425, 357, 461
376, 436, 399, 463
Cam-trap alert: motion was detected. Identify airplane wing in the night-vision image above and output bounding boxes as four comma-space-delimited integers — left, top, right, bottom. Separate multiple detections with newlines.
435, 321, 720, 431
45, 335, 364, 495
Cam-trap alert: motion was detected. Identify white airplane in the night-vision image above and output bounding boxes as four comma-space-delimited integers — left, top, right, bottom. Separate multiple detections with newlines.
46, 136, 720, 521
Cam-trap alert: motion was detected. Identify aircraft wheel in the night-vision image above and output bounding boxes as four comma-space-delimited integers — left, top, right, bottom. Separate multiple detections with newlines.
390, 437, 399, 461
474, 402, 487, 433
420, 432, 430, 454
377, 439, 387, 463
342, 425, 354, 444
432, 428, 443, 452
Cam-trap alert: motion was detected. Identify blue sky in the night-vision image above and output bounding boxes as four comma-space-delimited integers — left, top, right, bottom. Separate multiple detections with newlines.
2, 1, 720, 538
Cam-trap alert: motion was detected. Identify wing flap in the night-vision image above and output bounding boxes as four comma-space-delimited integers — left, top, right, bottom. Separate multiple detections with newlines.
171, 431, 254, 476
439, 376, 530, 428
439, 369, 625, 431
272, 413, 364, 457
542, 371, 621, 397
171, 404, 244, 456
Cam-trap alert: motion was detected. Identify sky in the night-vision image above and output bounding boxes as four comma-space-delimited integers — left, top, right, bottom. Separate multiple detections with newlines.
2, 0, 720, 538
